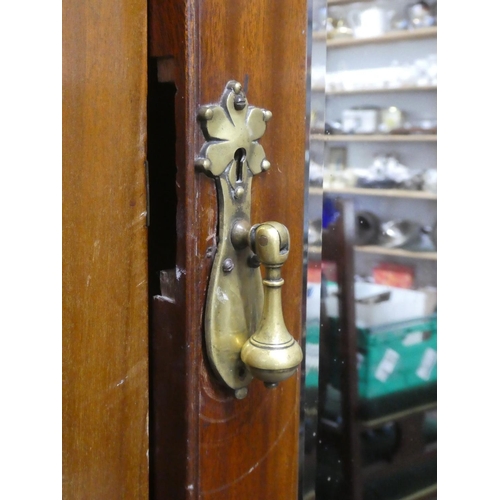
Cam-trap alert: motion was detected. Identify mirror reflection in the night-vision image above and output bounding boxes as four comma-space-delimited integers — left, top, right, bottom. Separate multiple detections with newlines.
303, 1, 437, 498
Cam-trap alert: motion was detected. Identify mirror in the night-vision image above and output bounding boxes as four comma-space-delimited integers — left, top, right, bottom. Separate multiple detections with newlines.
302, 1, 437, 498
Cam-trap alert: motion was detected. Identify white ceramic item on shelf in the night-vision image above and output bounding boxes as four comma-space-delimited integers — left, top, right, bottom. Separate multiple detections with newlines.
348, 5, 394, 38
427, 54, 437, 85
423, 169, 437, 194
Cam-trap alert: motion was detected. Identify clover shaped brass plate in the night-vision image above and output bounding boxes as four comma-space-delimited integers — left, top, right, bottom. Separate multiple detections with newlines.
195, 80, 272, 397
196, 80, 272, 180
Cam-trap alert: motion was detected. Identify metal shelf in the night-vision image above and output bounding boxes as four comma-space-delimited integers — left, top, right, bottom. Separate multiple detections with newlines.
327, 26, 437, 48
355, 246, 437, 260
326, 85, 437, 96
311, 134, 437, 142
325, 187, 437, 200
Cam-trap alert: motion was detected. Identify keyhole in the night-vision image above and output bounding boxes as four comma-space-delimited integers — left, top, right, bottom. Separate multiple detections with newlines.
234, 148, 246, 182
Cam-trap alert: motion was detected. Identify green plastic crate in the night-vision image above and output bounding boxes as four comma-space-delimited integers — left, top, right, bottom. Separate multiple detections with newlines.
305, 322, 320, 388
330, 315, 437, 399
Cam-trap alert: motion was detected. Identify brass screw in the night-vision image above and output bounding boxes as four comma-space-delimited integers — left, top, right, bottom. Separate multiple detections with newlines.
235, 387, 248, 399
222, 258, 234, 273
234, 186, 244, 199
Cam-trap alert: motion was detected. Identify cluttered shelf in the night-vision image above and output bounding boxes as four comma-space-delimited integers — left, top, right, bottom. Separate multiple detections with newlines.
308, 246, 436, 261
355, 246, 437, 260
320, 401, 437, 432
311, 134, 437, 142
361, 402, 437, 429
324, 187, 437, 200
327, 0, 372, 6
326, 26, 437, 47
312, 26, 437, 44
324, 85, 436, 96
312, 31, 328, 41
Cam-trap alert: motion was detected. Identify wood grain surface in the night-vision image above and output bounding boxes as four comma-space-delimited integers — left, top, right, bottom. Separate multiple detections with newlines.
62, 0, 149, 498
149, 1, 308, 498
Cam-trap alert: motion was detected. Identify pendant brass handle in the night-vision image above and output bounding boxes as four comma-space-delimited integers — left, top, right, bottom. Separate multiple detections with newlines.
241, 222, 303, 388
195, 81, 303, 398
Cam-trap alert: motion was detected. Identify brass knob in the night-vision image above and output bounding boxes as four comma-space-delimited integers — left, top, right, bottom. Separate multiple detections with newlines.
240, 222, 303, 388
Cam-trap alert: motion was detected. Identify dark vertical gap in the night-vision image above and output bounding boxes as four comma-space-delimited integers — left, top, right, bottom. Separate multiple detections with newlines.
147, 58, 177, 297
147, 57, 178, 500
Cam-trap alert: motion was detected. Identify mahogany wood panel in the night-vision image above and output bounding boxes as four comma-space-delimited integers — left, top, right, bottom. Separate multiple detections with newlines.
149, 1, 308, 498
62, 0, 148, 498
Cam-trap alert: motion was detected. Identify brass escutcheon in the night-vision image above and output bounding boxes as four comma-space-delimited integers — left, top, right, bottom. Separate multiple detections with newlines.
195, 81, 302, 398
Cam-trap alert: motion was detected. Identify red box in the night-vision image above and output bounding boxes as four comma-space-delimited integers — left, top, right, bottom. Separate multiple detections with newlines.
373, 262, 414, 289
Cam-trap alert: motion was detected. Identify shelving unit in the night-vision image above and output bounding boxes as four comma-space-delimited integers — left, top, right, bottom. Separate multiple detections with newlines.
361, 402, 437, 429
312, 31, 328, 41
311, 133, 437, 142
308, 244, 437, 260
328, 0, 372, 6
307, 1, 438, 498
355, 246, 437, 260
326, 0, 371, 7
315, 202, 438, 500
325, 85, 437, 95
327, 26, 437, 47
312, 24, 437, 45
324, 186, 437, 200
310, 0, 438, 281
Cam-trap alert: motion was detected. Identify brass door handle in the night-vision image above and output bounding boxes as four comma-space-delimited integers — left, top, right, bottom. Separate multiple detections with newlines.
195, 81, 303, 398
240, 221, 303, 388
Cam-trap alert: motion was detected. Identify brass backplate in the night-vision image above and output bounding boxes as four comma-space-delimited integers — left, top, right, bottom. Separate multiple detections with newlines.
196, 81, 272, 396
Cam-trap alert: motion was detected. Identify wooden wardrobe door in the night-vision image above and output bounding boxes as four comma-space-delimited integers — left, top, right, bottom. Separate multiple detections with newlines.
62, 0, 149, 498
149, 1, 308, 499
